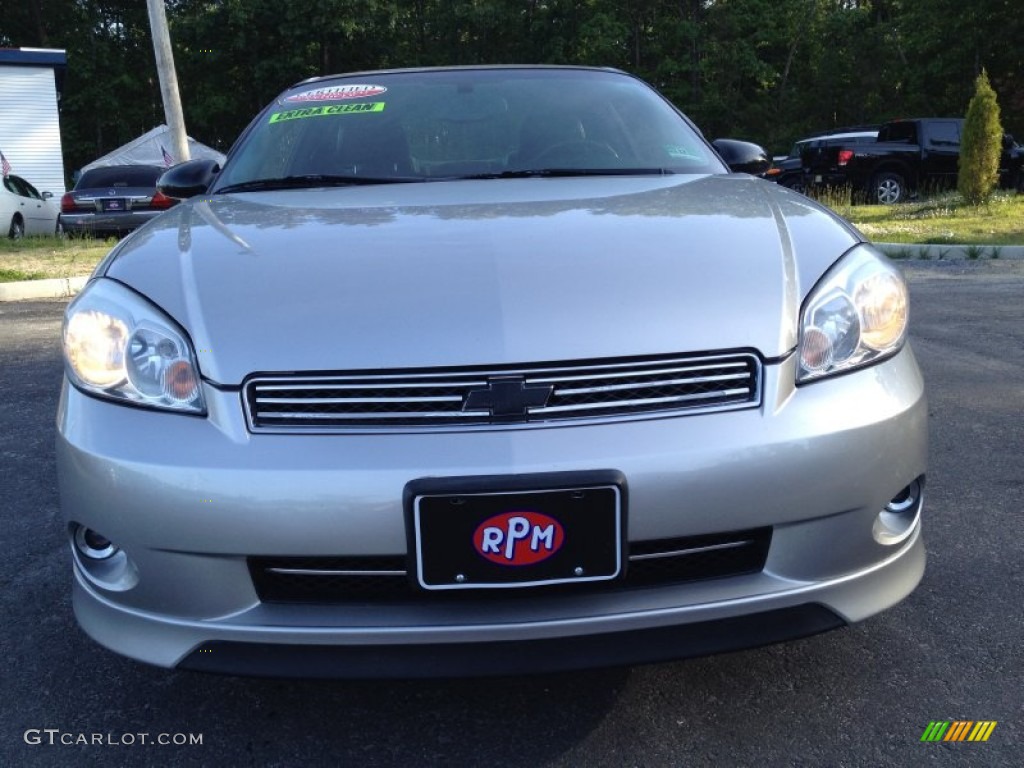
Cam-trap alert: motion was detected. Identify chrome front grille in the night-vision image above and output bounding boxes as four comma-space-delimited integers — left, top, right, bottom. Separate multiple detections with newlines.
244, 352, 761, 431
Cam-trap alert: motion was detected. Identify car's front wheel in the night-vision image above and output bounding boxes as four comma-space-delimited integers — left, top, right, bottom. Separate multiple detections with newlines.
8, 215, 24, 240
873, 172, 906, 205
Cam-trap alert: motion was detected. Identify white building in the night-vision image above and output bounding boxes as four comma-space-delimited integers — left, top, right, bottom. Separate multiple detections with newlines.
0, 48, 67, 197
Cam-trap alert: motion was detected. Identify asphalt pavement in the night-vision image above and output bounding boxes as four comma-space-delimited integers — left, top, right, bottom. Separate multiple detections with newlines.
1, 260, 1021, 767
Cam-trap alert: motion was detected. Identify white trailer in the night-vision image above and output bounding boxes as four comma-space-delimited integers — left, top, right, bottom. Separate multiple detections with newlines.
0, 48, 67, 197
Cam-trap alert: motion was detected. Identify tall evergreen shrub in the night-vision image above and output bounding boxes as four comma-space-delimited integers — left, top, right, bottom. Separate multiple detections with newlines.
958, 70, 1003, 205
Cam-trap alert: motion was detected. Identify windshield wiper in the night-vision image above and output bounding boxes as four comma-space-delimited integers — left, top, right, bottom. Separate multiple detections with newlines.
216, 174, 422, 194
461, 168, 678, 180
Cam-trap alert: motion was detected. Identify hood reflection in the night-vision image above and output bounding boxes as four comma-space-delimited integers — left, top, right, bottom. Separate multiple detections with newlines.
171, 174, 816, 238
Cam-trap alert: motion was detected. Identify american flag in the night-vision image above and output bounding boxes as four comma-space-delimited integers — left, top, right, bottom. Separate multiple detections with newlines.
161, 144, 174, 168
0, 151, 10, 177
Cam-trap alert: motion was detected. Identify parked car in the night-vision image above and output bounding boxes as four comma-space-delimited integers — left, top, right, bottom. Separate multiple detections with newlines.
60, 165, 177, 236
766, 129, 878, 193
1, 173, 60, 238
802, 118, 1024, 203
58, 65, 926, 678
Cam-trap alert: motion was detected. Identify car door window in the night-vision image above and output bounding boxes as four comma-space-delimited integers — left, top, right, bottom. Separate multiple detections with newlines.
8, 176, 42, 199
5, 176, 28, 197
928, 122, 960, 147
880, 123, 917, 144
20, 178, 42, 200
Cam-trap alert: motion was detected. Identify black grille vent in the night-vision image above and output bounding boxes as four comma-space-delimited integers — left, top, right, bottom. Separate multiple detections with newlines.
248, 528, 772, 604
245, 352, 761, 431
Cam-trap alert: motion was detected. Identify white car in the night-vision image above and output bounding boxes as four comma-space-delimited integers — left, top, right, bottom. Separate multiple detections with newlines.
2, 174, 60, 238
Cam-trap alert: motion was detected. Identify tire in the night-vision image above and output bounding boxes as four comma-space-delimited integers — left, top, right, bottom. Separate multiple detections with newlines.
8, 215, 24, 240
873, 171, 906, 205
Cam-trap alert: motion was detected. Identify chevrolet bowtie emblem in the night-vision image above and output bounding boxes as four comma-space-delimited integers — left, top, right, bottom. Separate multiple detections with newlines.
463, 377, 553, 420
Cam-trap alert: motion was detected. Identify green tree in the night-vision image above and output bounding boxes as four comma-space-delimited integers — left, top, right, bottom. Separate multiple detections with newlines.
898, 0, 1023, 138
958, 69, 1003, 205
3, 0, 1023, 175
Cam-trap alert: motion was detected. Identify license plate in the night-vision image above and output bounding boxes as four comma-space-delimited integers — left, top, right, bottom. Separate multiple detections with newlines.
101, 198, 125, 211
814, 175, 823, 183
411, 482, 622, 590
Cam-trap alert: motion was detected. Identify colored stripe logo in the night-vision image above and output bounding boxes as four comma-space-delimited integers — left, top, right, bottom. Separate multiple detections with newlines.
920, 721, 997, 742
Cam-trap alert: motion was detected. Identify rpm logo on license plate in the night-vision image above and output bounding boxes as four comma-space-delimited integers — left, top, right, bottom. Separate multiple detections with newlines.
409, 475, 624, 590
473, 511, 564, 566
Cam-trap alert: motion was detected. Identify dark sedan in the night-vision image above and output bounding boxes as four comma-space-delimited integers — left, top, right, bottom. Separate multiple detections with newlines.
60, 165, 177, 236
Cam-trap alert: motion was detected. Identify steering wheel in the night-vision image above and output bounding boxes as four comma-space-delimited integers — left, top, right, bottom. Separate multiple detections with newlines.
530, 140, 620, 166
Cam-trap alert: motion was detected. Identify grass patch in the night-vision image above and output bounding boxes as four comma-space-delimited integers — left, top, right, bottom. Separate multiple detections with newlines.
830, 191, 1024, 246
0, 235, 115, 282
0, 267, 48, 281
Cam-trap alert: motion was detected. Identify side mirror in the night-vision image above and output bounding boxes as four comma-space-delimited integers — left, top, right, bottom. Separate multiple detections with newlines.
157, 158, 221, 199
712, 139, 771, 177
41, 191, 53, 200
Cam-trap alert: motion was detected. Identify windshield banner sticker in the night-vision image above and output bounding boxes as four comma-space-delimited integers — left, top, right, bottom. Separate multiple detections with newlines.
269, 102, 386, 123
284, 84, 387, 103
664, 144, 700, 159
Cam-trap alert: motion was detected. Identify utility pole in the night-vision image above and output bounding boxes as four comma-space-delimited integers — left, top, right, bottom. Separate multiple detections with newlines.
146, 0, 190, 163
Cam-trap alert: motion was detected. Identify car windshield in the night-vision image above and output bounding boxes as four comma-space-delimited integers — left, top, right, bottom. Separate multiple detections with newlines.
77, 166, 163, 189
214, 67, 723, 191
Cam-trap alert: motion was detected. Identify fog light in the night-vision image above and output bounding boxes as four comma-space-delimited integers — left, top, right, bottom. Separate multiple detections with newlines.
74, 525, 118, 560
885, 480, 920, 514
873, 477, 924, 545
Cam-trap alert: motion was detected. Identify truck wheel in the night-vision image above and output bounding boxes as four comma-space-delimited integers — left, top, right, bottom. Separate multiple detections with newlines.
873, 172, 906, 205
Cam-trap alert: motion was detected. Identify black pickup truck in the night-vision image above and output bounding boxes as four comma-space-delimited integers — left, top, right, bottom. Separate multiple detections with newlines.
802, 118, 1024, 204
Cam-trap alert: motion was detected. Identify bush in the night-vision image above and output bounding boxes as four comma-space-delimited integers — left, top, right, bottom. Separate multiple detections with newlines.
958, 70, 1003, 205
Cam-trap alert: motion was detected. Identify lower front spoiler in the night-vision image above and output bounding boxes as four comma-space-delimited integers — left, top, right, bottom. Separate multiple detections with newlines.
72, 526, 925, 679
177, 604, 845, 679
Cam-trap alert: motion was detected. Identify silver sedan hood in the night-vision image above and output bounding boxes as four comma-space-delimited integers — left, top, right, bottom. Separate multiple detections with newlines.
103, 175, 860, 386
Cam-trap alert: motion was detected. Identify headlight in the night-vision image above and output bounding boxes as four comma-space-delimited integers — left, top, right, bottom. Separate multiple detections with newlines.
63, 278, 205, 413
797, 244, 908, 383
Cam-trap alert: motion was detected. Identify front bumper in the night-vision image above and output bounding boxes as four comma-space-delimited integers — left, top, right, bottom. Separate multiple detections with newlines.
57, 347, 928, 676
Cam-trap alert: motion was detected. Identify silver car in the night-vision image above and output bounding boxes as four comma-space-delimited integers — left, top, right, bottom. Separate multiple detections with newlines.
57, 66, 926, 678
